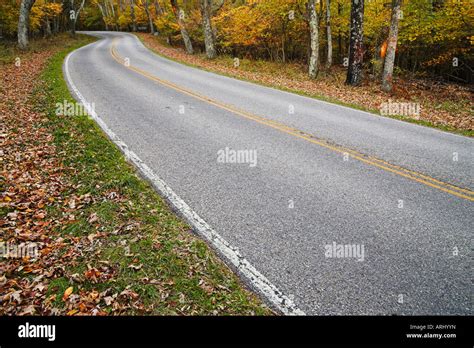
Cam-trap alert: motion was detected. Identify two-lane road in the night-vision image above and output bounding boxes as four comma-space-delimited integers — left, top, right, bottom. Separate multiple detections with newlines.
65, 32, 473, 315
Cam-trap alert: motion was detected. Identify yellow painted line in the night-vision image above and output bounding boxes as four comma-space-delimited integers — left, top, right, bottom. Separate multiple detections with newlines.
109, 39, 474, 202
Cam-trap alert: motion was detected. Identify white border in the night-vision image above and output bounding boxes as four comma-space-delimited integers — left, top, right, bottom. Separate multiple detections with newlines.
63, 41, 305, 316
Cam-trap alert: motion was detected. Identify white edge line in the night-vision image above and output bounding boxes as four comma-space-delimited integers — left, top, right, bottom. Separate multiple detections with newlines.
63, 41, 305, 316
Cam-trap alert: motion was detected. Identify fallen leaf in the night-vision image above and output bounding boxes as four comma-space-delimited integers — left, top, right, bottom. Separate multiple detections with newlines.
88, 213, 98, 224
63, 286, 73, 301
19, 305, 36, 315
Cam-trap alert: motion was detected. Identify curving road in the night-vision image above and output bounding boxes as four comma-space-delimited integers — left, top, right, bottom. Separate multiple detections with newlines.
64, 32, 473, 315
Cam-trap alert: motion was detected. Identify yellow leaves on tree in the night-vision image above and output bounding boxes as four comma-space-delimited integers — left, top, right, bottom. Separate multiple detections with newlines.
214, 0, 305, 57
31, 2, 63, 31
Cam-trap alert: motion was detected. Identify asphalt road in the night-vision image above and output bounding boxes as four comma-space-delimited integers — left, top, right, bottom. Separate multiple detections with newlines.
65, 32, 473, 315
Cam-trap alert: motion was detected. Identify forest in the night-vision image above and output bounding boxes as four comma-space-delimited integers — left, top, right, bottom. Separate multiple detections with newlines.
1, 0, 473, 89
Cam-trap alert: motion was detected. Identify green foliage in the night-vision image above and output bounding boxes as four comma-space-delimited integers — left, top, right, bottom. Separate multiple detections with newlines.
398, 0, 473, 70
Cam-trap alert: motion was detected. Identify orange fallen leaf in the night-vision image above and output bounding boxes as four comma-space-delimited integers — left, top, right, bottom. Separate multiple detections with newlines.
63, 286, 73, 301
79, 302, 87, 312
84, 268, 101, 282
67, 309, 78, 316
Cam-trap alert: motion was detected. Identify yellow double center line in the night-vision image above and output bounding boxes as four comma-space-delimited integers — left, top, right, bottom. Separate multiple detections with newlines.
110, 39, 474, 202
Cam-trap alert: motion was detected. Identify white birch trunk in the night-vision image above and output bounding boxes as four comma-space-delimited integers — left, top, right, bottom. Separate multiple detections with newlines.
201, 0, 216, 59
170, 0, 193, 54
381, 0, 401, 92
326, 0, 332, 69
18, 0, 36, 49
308, 0, 319, 79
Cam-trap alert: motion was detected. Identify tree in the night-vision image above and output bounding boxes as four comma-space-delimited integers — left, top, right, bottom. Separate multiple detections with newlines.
381, 0, 401, 92
325, 0, 332, 69
43, 0, 53, 37
143, 0, 155, 34
307, 0, 319, 78
154, 0, 163, 16
346, 0, 365, 86
18, 0, 36, 49
130, 0, 137, 31
107, 0, 118, 31
70, 0, 86, 37
97, 1, 109, 31
170, 0, 193, 54
200, 0, 216, 59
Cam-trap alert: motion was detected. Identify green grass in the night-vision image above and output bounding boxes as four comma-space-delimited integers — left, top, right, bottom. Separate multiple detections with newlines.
137, 34, 473, 137
29, 34, 271, 315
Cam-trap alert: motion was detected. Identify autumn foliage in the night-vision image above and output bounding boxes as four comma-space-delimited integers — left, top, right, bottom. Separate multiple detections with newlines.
1, 0, 473, 82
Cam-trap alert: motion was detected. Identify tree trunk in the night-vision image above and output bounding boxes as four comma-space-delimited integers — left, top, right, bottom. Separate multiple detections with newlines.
44, 17, 52, 37
77, 0, 86, 28
70, 0, 85, 37
144, 0, 155, 34
70, 0, 76, 36
130, 0, 137, 31
42, 0, 52, 37
381, 0, 401, 92
18, 0, 36, 49
53, 17, 58, 33
307, 0, 319, 79
325, 0, 332, 69
107, 0, 118, 31
154, 1, 170, 40
337, 1, 342, 61
170, 0, 193, 54
97, 3, 109, 31
201, 0, 216, 59
346, 0, 365, 86
154, 0, 163, 15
